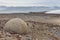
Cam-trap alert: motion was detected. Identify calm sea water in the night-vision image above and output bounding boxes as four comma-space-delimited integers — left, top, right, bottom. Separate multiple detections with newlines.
0, 6, 60, 13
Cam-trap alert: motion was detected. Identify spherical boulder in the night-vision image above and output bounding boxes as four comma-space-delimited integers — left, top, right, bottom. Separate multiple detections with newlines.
4, 18, 29, 34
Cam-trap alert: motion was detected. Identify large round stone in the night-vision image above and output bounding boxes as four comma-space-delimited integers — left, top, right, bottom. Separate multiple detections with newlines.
4, 18, 29, 34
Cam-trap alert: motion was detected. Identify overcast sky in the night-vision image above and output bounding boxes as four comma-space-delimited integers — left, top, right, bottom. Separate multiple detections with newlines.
0, 0, 60, 6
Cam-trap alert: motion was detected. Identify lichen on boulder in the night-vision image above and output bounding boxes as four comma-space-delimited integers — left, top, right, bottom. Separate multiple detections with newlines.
4, 18, 29, 34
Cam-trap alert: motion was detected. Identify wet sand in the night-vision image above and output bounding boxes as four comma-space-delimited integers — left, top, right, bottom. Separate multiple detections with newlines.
0, 12, 60, 40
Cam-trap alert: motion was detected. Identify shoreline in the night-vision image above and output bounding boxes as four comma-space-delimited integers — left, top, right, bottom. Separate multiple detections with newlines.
0, 12, 60, 40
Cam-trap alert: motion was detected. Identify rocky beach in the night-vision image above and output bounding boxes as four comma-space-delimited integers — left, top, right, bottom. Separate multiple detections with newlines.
0, 12, 60, 40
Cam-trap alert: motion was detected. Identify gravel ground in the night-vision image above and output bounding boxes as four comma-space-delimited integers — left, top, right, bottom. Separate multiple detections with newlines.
0, 13, 60, 40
